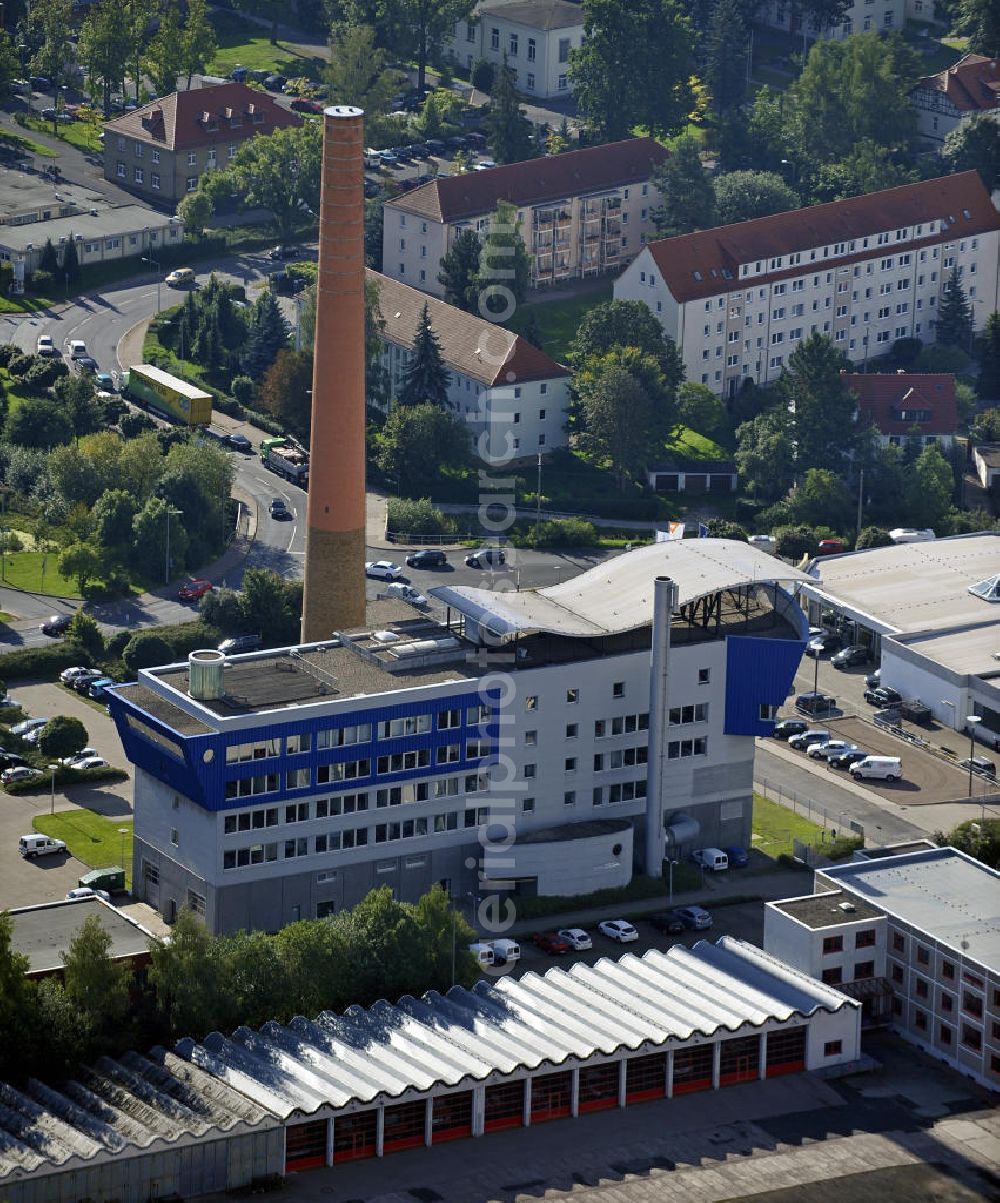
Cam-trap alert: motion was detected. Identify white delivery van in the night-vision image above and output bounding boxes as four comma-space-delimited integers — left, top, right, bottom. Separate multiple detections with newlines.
850, 755, 902, 782
491, 939, 521, 966
468, 942, 495, 967
693, 847, 729, 871
19, 833, 66, 858
67, 339, 87, 359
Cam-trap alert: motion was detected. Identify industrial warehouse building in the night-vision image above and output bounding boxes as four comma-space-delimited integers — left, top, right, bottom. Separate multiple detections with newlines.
801, 532, 1000, 748
0, 938, 860, 1203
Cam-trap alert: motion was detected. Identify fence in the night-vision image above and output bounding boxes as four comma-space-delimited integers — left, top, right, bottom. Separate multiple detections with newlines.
755, 776, 865, 844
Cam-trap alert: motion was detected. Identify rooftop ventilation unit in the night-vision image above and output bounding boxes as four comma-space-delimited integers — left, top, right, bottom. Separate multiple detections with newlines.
838, 901, 856, 913
188, 649, 225, 701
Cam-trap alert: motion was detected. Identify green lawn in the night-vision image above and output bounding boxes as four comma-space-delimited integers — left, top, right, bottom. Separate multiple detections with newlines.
0, 552, 80, 597
505, 279, 613, 365
0, 128, 57, 158
23, 115, 102, 155
208, 10, 319, 77
751, 793, 828, 860
666, 426, 728, 461
34, 812, 133, 889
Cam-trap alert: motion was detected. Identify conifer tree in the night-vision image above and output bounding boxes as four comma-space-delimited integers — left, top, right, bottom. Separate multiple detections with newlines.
936, 265, 974, 350
399, 304, 450, 407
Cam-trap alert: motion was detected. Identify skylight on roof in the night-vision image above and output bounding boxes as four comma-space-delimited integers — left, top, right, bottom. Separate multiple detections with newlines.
969, 575, 1000, 603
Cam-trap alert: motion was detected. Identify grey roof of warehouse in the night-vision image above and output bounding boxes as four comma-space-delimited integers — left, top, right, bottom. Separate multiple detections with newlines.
0, 169, 108, 224
0, 205, 180, 253
819, 847, 1000, 972
770, 891, 885, 931
9, 897, 156, 976
431, 538, 812, 638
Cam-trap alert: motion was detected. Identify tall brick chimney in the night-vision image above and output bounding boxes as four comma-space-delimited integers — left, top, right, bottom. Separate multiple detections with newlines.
301, 105, 367, 641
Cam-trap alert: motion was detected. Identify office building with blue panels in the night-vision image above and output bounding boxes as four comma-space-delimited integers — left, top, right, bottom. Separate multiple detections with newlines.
109, 542, 811, 934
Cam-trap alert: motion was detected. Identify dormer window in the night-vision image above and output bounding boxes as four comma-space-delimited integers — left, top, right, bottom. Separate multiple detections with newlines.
692, 269, 702, 281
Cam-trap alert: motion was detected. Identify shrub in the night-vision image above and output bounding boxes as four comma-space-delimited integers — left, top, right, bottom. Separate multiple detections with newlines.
214, 394, 245, 418
28, 270, 54, 294
0, 644, 93, 680
38, 715, 89, 759
772, 524, 817, 561
231, 375, 255, 406
5, 765, 128, 794
525, 517, 598, 548
0, 343, 18, 367
122, 632, 173, 672
471, 58, 495, 92
855, 525, 893, 549
6, 351, 35, 377
22, 358, 68, 393
386, 496, 457, 539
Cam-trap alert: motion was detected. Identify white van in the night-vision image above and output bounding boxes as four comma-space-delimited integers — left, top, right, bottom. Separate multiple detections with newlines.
468, 942, 495, 967
889, 528, 936, 544
19, 833, 66, 859
749, 534, 776, 554
67, 339, 87, 360
491, 939, 520, 966
693, 847, 729, 871
850, 755, 902, 782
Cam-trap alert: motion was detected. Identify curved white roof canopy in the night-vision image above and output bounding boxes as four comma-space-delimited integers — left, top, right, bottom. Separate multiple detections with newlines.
430, 539, 812, 639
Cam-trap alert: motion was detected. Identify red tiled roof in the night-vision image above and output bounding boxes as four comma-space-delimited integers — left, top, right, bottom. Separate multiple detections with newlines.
369, 269, 568, 387
645, 172, 1000, 304
911, 53, 1000, 114
103, 83, 302, 152
844, 372, 958, 437
388, 137, 668, 223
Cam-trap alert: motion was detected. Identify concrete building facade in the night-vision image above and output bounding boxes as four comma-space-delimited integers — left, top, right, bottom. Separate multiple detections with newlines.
382, 138, 667, 298
614, 172, 1000, 398
102, 83, 302, 207
446, 0, 585, 99
107, 541, 808, 935
756, 0, 904, 39
767, 846, 1000, 1092
370, 269, 571, 456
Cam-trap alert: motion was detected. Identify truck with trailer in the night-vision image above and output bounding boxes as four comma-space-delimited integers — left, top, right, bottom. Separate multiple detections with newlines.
260, 437, 309, 487
121, 364, 212, 426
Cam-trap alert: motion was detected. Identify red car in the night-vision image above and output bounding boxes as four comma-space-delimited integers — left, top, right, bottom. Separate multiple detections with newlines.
291, 98, 323, 114
178, 579, 213, 602
532, 931, 571, 956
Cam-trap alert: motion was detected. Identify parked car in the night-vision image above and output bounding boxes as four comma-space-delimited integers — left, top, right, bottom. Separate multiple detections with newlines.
65, 886, 110, 902
363, 179, 382, 198
2, 766, 39, 785
268, 245, 297, 261
60, 747, 97, 765
391, 145, 413, 162
409, 143, 430, 160
598, 919, 638, 943
365, 560, 404, 581
864, 685, 902, 707
473, 158, 497, 171
218, 634, 263, 655
95, 371, 116, 393
75, 356, 99, 373
807, 739, 858, 761
788, 728, 830, 751
29, 76, 50, 91
649, 911, 684, 935
672, 905, 713, 930
692, 847, 729, 871
226, 433, 252, 453
178, 579, 213, 602
377, 149, 399, 166
269, 497, 291, 519
165, 267, 196, 287
406, 549, 448, 569
290, 97, 323, 113
817, 538, 846, 555
87, 681, 114, 702
795, 692, 836, 717
465, 548, 506, 569
556, 927, 592, 950
724, 845, 749, 868
424, 138, 446, 155
263, 74, 286, 92
73, 669, 106, 693
445, 135, 468, 151
831, 644, 871, 669
864, 667, 882, 689
386, 582, 428, 607
19, 833, 66, 859
11, 717, 48, 737
35, 334, 56, 356
805, 631, 842, 657
960, 756, 997, 780
40, 613, 72, 636
491, 938, 520, 965
0, 753, 25, 770
532, 930, 571, 955
850, 755, 902, 782
772, 718, 809, 741
60, 666, 90, 684
829, 749, 868, 770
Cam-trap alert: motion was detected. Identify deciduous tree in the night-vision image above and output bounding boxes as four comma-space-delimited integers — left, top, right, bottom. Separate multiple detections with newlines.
780, 332, 856, 472
29, 0, 76, 131
38, 715, 89, 759
59, 542, 105, 592
705, 0, 748, 116
78, 0, 130, 115
375, 403, 469, 494
943, 112, 1000, 193
122, 631, 172, 672
325, 23, 401, 145
810, 139, 916, 203
568, 298, 684, 389
903, 443, 954, 529
956, 0, 1000, 56
0, 913, 33, 1083
258, 348, 314, 437
571, 0, 697, 141
734, 409, 796, 500
399, 303, 450, 407
713, 170, 797, 224
475, 201, 531, 316
8, 396, 73, 448
180, 0, 217, 88
142, 5, 183, 98
487, 54, 535, 165
224, 122, 323, 238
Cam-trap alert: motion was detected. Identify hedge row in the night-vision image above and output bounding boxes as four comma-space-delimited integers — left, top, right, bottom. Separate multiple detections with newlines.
0, 644, 94, 681
4, 766, 128, 795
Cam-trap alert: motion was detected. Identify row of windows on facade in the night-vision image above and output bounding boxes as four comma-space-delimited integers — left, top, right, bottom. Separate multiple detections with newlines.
223, 743, 493, 799
116, 164, 201, 191
524, 676, 708, 712
890, 931, 993, 999
31, 229, 174, 255
224, 707, 491, 763
889, 963, 996, 1028
117, 137, 243, 166
906, 1005, 1000, 1068
467, 21, 575, 63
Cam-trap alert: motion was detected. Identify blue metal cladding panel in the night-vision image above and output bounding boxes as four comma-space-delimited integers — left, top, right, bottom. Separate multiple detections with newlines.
724, 635, 805, 737
108, 683, 501, 813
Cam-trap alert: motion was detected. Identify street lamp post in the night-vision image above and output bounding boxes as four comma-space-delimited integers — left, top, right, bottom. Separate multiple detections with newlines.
967, 715, 983, 799
164, 505, 181, 585
118, 825, 129, 873
48, 764, 57, 816
667, 857, 677, 905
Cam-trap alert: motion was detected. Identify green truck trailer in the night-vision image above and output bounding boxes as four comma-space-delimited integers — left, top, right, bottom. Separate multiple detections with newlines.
121, 363, 213, 426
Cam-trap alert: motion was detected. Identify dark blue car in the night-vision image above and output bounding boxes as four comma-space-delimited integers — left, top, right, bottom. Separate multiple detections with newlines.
724, 845, 749, 868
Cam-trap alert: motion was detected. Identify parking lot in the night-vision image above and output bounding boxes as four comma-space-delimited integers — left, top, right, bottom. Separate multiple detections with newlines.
498, 900, 764, 979
0, 680, 132, 912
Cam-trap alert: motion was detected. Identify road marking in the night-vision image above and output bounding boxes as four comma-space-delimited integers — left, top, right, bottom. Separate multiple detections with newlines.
286, 526, 297, 553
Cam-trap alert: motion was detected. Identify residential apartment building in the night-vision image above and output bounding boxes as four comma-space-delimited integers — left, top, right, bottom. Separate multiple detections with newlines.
369, 269, 571, 457
909, 53, 1000, 146
757, 0, 904, 38
446, 0, 584, 98
382, 138, 667, 298
845, 371, 957, 450
108, 540, 808, 934
103, 83, 302, 207
766, 846, 1000, 1092
614, 172, 1000, 399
